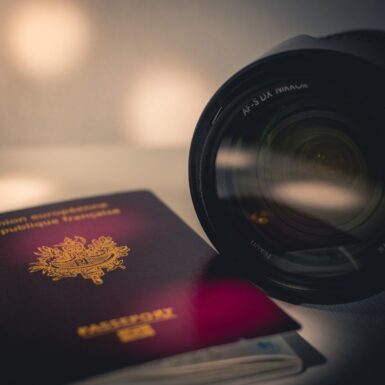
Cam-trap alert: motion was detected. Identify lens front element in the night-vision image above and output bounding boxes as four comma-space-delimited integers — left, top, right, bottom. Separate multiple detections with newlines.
215, 81, 385, 279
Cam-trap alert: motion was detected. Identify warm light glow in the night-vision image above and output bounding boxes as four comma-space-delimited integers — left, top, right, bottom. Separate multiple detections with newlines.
4, 0, 91, 79
272, 180, 364, 211
123, 62, 213, 146
216, 149, 256, 168
0, 176, 55, 212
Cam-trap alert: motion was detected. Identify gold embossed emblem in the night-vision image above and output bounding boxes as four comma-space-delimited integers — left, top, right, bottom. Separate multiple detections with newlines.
29, 236, 130, 285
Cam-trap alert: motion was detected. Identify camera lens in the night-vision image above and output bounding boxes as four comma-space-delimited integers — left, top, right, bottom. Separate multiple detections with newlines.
189, 31, 385, 302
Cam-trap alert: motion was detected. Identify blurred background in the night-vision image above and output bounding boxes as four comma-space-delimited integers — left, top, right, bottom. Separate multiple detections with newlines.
1, 0, 385, 214
1, 0, 385, 148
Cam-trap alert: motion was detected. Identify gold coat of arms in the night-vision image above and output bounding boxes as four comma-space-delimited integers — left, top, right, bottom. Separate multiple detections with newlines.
29, 236, 130, 285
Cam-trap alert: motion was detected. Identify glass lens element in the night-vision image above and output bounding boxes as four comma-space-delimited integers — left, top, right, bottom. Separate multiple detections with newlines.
215, 103, 384, 277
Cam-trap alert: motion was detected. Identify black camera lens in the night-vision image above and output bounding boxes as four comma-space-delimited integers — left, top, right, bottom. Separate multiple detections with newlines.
189, 30, 385, 303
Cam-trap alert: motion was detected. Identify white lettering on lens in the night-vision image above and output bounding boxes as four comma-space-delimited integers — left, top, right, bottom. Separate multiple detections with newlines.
250, 240, 272, 260
242, 83, 309, 117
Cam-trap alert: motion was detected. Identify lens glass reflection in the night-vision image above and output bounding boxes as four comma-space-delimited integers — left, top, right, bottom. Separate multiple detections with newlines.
215, 90, 384, 277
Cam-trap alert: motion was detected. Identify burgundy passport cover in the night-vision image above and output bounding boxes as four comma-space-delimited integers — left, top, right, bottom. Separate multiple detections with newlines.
0, 191, 299, 385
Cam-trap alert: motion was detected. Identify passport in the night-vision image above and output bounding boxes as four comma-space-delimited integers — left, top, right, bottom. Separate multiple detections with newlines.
0, 191, 300, 385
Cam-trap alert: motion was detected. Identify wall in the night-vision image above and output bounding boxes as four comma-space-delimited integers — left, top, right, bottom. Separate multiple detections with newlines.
0, 0, 384, 147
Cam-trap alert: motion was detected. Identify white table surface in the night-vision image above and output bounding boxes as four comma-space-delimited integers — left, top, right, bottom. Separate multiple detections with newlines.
1, 145, 384, 385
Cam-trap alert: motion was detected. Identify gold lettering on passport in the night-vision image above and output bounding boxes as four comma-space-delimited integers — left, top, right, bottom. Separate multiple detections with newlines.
77, 307, 177, 344
116, 324, 156, 343
29, 236, 130, 285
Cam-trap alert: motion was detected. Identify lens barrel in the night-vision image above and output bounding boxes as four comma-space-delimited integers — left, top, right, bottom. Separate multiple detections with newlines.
189, 30, 385, 303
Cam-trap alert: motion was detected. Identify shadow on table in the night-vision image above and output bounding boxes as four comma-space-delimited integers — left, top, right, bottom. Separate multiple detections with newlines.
284, 332, 326, 370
